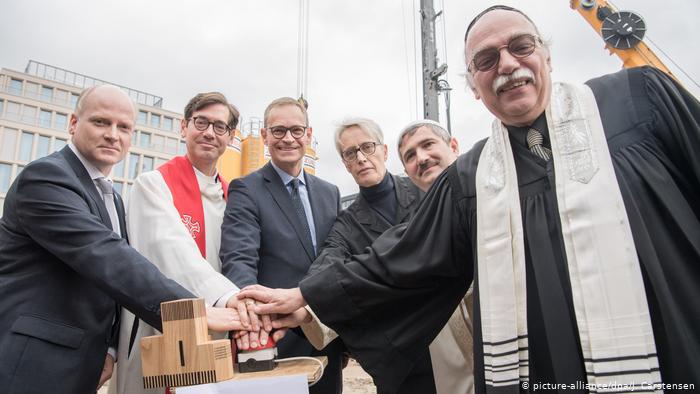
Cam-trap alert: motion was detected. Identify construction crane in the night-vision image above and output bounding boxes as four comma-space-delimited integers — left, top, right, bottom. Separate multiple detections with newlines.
569, 0, 677, 81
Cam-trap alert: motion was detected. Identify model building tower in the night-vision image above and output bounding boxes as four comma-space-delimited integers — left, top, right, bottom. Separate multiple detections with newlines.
140, 298, 234, 388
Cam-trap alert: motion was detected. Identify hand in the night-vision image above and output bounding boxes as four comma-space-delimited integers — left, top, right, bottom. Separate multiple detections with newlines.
205, 306, 248, 332
272, 307, 312, 330
97, 354, 114, 390
237, 285, 307, 315
236, 327, 287, 343
228, 295, 273, 333
226, 295, 258, 332
234, 326, 273, 350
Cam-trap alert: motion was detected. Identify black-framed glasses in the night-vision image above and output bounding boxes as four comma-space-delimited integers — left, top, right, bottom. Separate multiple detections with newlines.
189, 116, 232, 135
469, 34, 541, 72
268, 125, 307, 139
341, 141, 378, 162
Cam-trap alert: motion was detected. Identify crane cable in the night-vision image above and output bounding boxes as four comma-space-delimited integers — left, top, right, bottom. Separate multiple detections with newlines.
297, 0, 310, 100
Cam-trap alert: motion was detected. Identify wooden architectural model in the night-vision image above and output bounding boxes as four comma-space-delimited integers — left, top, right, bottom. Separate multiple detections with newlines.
140, 298, 234, 388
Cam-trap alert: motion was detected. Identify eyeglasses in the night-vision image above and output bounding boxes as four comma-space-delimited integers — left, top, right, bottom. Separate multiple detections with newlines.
341, 142, 378, 162
189, 116, 232, 135
469, 34, 541, 72
268, 125, 307, 139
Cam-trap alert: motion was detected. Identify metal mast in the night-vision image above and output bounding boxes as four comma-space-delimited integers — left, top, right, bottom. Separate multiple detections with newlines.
419, 0, 450, 131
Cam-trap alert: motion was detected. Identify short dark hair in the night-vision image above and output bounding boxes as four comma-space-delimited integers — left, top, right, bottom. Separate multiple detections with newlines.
184, 92, 240, 129
263, 97, 309, 127
464, 5, 539, 42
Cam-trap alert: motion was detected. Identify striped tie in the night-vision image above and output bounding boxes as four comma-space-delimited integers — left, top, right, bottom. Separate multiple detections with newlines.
95, 177, 121, 235
526, 128, 551, 161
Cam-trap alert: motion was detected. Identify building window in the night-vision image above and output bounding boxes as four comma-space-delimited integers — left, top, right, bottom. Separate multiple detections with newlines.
163, 117, 173, 131
36, 135, 51, 159
138, 110, 148, 125
113, 181, 123, 195
0, 163, 12, 193
165, 137, 178, 154
141, 156, 154, 173
131, 131, 138, 146
140, 132, 151, 149
179, 140, 186, 154
1, 128, 18, 160
155, 158, 167, 168
70, 93, 79, 108
41, 86, 53, 102
55, 90, 69, 106
54, 138, 67, 152
25, 82, 39, 99
152, 135, 164, 152
150, 114, 161, 129
9, 79, 22, 95
19, 132, 34, 162
6, 101, 20, 121
0, 99, 4, 116
128, 153, 139, 179
39, 109, 52, 128
113, 158, 125, 178
16, 165, 24, 176
55, 113, 68, 131
21, 105, 37, 125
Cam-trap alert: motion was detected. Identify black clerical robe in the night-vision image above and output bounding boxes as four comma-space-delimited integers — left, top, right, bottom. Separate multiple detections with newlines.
301, 66, 700, 393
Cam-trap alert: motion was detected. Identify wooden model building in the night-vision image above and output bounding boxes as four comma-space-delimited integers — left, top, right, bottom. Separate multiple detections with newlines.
140, 298, 234, 388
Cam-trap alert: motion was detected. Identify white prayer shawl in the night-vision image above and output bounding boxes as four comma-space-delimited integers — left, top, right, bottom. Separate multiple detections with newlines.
475, 82, 661, 393
110, 168, 237, 394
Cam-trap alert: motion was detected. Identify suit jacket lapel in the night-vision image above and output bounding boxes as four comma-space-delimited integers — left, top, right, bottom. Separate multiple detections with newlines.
60, 147, 113, 230
262, 164, 315, 260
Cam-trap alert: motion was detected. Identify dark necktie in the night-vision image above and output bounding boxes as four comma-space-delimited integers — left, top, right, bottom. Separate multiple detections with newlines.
526, 128, 551, 161
95, 177, 120, 234
289, 178, 314, 253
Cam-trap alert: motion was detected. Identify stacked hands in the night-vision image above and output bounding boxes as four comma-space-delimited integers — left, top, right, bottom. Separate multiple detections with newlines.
208, 285, 309, 350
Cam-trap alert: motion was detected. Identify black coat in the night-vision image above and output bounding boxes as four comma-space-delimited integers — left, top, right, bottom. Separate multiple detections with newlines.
307, 174, 437, 394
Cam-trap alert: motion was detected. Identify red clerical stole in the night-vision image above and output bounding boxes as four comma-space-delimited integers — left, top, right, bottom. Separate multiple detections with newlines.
158, 155, 228, 258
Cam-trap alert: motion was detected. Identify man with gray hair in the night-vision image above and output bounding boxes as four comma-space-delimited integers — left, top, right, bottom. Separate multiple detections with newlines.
239, 4, 700, 392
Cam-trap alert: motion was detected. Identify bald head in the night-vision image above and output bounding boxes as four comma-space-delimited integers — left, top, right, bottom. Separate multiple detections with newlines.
74, 85, 137, 120
68, 85, 137, 175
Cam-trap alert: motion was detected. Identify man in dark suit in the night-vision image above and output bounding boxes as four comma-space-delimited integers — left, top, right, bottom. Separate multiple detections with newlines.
220, 97, 344, 393
0, 85, 243, 393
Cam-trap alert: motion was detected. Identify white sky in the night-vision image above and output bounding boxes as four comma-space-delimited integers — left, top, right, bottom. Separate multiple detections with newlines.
2, 0, 698, 195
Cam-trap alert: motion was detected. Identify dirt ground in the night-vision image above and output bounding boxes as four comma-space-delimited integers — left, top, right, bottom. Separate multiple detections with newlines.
342, 359, 377, 394
99, 359, 375, 393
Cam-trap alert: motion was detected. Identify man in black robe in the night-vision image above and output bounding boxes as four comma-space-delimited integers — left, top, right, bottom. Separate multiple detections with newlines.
240, 6, 700, 393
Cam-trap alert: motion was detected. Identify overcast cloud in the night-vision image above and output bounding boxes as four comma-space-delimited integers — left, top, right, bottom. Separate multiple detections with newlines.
2, 0, 698, 195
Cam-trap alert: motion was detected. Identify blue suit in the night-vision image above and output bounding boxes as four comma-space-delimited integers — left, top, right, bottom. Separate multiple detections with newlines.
0, 147, 193, 393
221, 162, 343, 393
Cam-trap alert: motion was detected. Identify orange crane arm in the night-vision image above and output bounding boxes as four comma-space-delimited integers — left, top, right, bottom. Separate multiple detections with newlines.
569, 0, 677, 81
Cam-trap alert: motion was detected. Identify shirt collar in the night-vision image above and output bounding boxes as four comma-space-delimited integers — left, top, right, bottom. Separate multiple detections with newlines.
68, 142, 112, 181
192, 164, 219, 184
271, 161, 305, 186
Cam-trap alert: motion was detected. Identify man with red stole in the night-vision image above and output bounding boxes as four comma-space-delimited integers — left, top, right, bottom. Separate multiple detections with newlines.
111, 92, 269, 394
